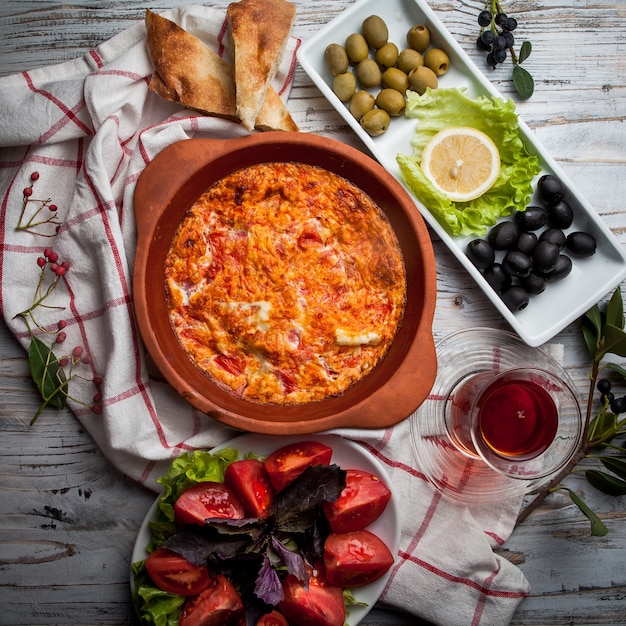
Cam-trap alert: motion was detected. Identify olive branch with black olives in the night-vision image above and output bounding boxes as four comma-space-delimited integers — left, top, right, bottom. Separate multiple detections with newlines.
516, 286, 626, 536
476, 0, 534, 99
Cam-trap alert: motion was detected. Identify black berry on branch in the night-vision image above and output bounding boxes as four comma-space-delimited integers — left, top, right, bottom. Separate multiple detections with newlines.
475, 0, 534, 99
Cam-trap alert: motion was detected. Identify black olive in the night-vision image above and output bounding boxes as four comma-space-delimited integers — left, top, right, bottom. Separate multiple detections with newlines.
532, 240, 560, 273
516, 231, 538, 256
547, 199, 574, 229
501, 285, 530, 312
566, 231, 597, 257
539, 227, 566, 250
539, 254, 572, 281
514, 206, 548, 231
520, 272, 546, 295
502, 250, 532, 277
466, 239, 495, 270
488, 221, 519, 250
537, 174, 565, 204
483, 263, 512, 293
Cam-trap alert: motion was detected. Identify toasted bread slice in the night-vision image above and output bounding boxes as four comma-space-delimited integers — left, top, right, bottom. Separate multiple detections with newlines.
227, 0, 296, 130
145, 10, 237, 119
145, 9, 297, 131
255, 85, 299, 132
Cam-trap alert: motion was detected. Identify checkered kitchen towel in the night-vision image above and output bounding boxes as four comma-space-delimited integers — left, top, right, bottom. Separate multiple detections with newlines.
0, 5, 529, 624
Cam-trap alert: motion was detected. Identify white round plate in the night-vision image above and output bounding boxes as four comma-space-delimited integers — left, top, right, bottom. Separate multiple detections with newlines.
131, 433, 400, 626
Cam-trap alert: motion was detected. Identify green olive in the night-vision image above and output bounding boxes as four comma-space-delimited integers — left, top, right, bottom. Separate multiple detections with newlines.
408, 65, 438, 95
345, 33, 369, 64
375, 88, 406, 117
324, 43, 349, 77
360, 108, 390, 136
424, 48, 450, 76
349, 90, 375, 120
362, 15, 388, 49
407, 24, 431, 52
397, 48, 424, 74
375, 42, 399, 69
356, 58, 382, 88
382, 67, 409, 93
333, 72, 357, 101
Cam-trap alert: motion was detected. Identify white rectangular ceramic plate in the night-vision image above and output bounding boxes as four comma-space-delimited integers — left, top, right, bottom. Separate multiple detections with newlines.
297, 0, 626, 347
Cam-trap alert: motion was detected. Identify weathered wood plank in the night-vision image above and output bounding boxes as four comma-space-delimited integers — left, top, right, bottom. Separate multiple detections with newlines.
1, 0, 625, 624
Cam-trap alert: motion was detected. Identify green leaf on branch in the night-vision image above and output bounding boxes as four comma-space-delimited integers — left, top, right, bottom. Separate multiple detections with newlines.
605, 286, 624, 330
586, 409, 617, 447
603, 324, 626, 358
563, 488, 608, 536
512, 64, 534, 99
585, 470, 626, 497
518, 41, 532, 64
604, 362, 626, 379
582, 305, 602, 357
28, 337, 68, 412
600, 457, 626, 482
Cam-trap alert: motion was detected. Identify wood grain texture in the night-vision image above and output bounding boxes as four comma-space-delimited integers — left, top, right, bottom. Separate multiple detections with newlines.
1, 0, 625, 624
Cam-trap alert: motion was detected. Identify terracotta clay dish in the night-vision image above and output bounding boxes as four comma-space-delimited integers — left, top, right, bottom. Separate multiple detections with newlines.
132, 131, 437, 434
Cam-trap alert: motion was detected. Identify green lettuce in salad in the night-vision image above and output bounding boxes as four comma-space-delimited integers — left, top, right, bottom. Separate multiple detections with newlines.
133, 449, 240, 626
396, 87, 542, 237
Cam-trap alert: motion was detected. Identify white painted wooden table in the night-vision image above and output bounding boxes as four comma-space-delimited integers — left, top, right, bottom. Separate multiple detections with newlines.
1, 1, 625, 624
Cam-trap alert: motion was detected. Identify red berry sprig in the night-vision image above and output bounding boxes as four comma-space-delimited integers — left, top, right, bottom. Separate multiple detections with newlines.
16, 171, 62, 236
15, 245, 104, 423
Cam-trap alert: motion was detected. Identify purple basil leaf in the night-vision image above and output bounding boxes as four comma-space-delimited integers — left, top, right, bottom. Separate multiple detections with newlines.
272, 464, 346, 533
297, 515, 328, 565
254, 555, 284, 605
271, 536, 308, 582
205, 517, 267, 536
164, 526, 253, 566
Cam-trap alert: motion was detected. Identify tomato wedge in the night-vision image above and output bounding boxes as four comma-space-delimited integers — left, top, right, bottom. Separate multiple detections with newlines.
145, 548, 211, 596
174, 481, 246, 526
263, 441, 333, 492
224, 459, 275, 518
278, 571, 346, 626
322, 469, 391, 533
324, 529, 394, 588
255, 609, 289, 626
178, 574, 245, 626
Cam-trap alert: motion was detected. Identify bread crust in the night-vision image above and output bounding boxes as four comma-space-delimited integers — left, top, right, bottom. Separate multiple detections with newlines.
255, 86, 299, 132
145, 10, 237, 119
145, 8, 298, 131
227, 0, 296, 130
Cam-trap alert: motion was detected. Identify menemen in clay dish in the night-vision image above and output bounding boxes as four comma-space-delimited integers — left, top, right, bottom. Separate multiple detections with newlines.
165, 161, 407, 405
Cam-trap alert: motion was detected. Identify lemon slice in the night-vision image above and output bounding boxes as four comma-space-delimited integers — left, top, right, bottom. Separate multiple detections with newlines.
420, 126, 501, 202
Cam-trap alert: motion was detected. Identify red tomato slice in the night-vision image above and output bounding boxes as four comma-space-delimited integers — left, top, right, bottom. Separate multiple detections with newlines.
224, 459, 275, 518
145, 548, 211, 596
263, 441, 333, 492
324, 529, 394, 588
214, 354, 244, 376
256, 609, 289, 626
322, 469, 391, 533
174, 481, 246, 526
278, 571, 346, 626
179, 574, 244, 626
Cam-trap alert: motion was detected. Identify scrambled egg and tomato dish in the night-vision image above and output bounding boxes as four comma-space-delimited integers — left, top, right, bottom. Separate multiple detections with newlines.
165, 162, 406, 404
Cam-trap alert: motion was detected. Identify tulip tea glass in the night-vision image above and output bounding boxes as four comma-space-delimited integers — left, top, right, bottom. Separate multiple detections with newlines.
411, 328, 583, 503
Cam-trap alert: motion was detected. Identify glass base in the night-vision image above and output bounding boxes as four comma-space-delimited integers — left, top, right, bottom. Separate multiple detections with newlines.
410, 328, 582, 504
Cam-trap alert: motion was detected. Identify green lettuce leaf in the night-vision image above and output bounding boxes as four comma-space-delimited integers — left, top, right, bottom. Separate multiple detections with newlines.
132, 561, 185, 626
396, 87, 541, 236
156, 448, 240, 524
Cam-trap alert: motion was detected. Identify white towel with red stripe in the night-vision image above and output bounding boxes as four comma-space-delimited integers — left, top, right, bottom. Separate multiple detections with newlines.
0, 5, 530, 625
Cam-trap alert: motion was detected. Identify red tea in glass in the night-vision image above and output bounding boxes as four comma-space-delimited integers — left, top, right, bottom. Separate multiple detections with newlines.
474, 372, 558, 460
